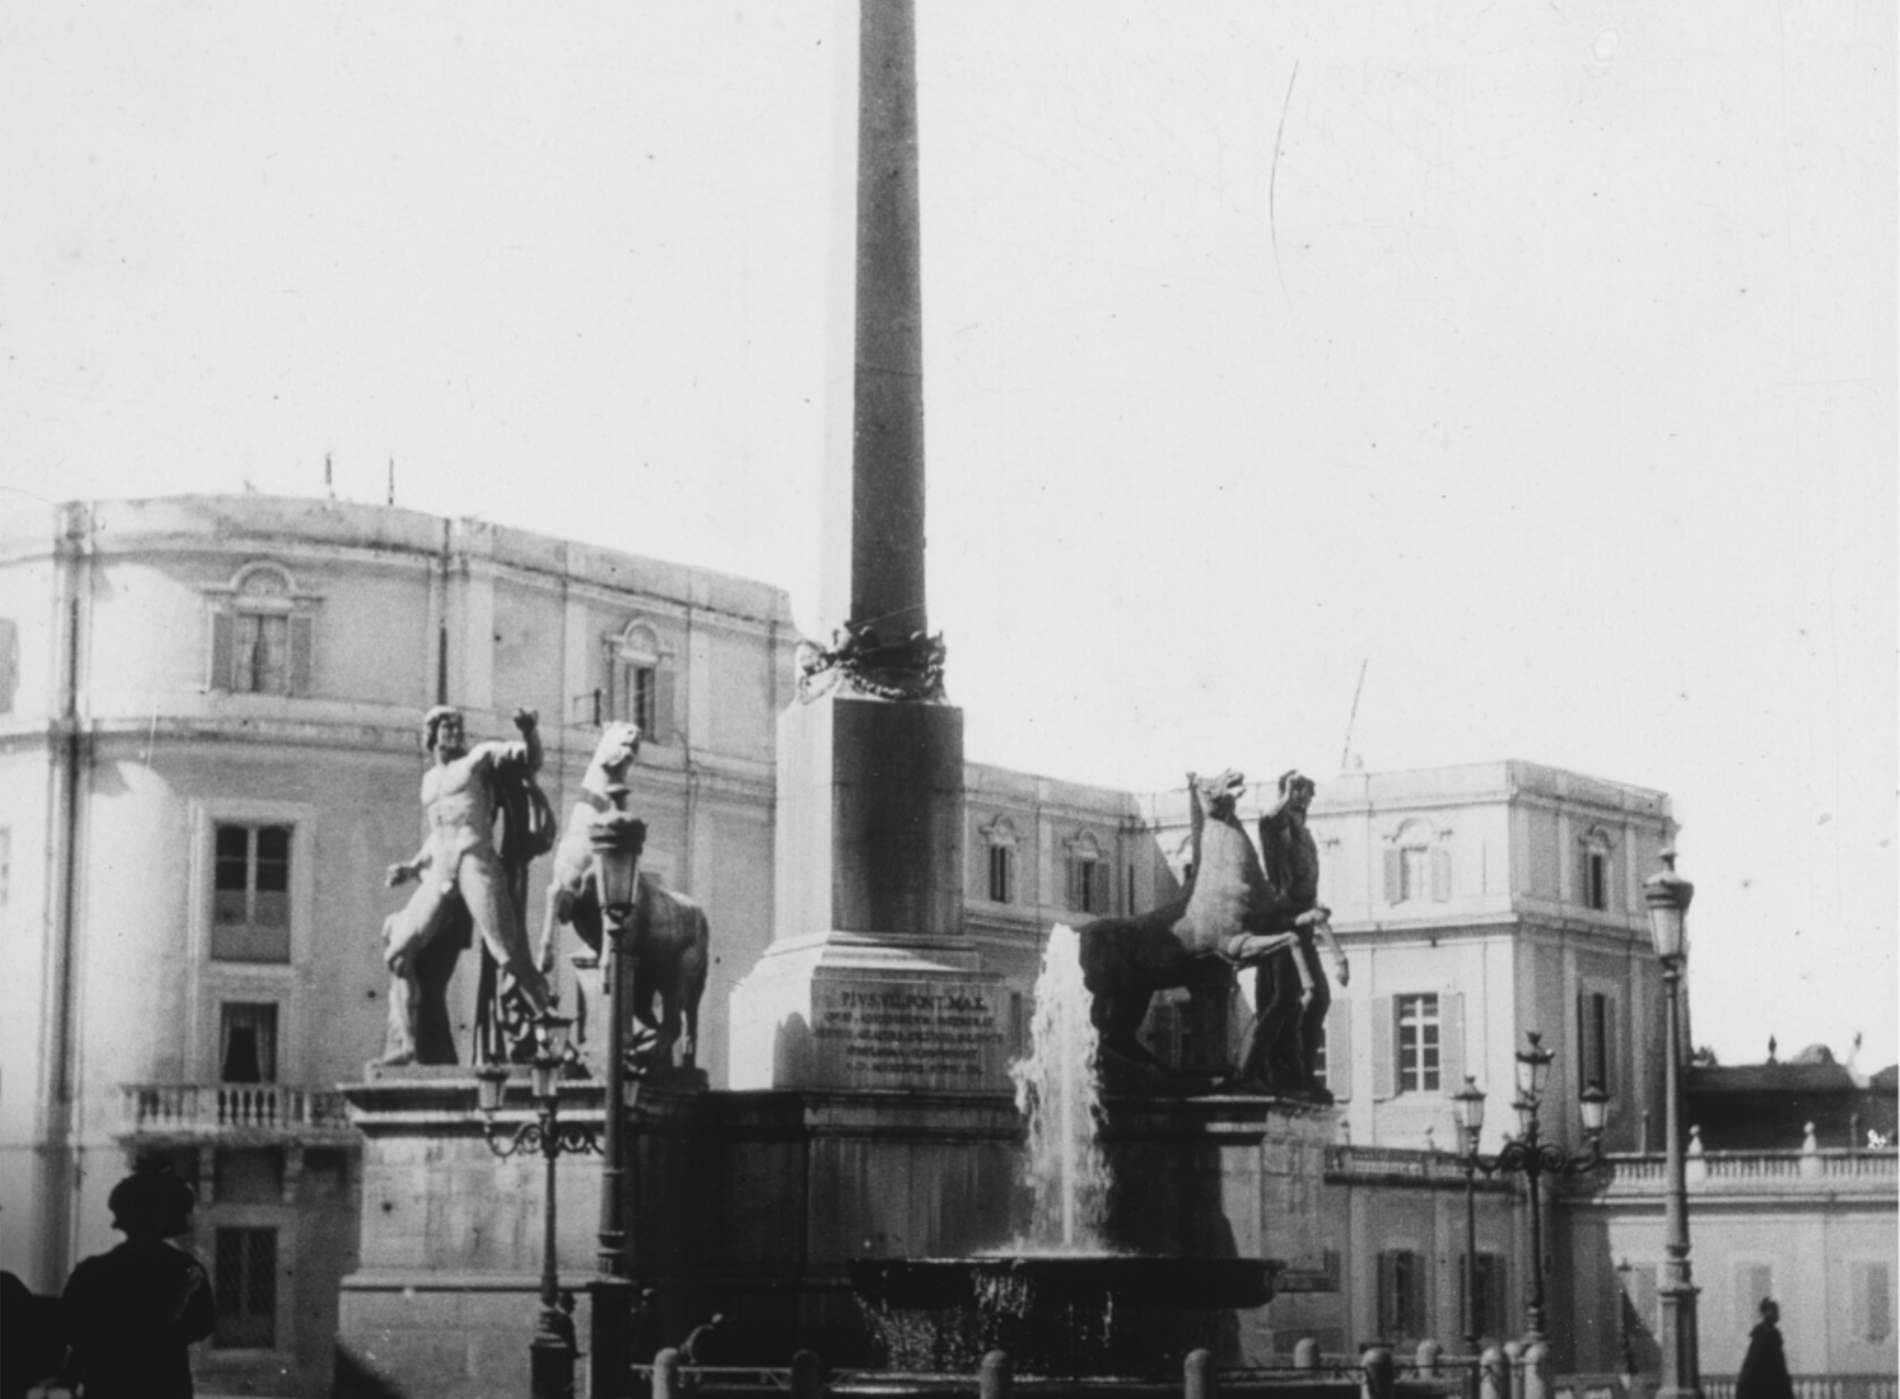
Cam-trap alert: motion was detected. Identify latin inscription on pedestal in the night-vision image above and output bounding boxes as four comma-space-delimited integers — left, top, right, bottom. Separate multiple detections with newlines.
810, 979, 1009, 1091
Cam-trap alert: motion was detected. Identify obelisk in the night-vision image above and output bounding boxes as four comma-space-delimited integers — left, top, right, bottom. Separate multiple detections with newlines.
728, 0, 1008, 1092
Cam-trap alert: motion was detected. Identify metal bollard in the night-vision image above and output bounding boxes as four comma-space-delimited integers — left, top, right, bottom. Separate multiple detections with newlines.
1520, 1344, 1550, 1399
980, 1350, 1013, 1399
1293, 1339, 1321, 1370
1417, 1340, 1442, 1377
1185, 1349, 1218, 1399
1479, 1347, 1508, 1399
1363, 1347, 1396, 1399
652, 1348, 683, 1399
792, 1350, 824, 1399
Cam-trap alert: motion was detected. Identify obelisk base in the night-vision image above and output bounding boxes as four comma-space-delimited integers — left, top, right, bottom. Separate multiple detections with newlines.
728, 933, 1009, 1091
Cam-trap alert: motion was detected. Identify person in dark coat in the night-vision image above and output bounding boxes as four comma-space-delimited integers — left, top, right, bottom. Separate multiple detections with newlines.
1, 1271, 68, 1399
54, 1167, 216, 1399
1736, 1298, 1796, 1399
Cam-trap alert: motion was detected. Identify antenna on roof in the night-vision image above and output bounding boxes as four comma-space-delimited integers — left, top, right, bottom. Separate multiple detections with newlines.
1339, 659, 1369, 773
325, 452, 335, 499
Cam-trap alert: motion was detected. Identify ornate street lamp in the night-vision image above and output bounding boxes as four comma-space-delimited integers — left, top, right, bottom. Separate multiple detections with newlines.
477, 1010, 600, 1399
1644, 851, 1701, 1399
1458, 1032, 1608, 1344
1453, 1076, 1488, 1357
589, 788, 646, 1399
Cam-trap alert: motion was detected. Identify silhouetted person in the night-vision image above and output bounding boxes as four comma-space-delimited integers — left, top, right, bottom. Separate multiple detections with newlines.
1736, 1298, 1796, 1399
549, 1288, 580, 1355
2, 1271, 67, 1399
680, 1312, 724, 1366
55, 1167, 215, 1399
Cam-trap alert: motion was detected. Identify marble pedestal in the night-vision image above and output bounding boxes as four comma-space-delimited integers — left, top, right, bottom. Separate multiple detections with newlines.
729, 691, 1009, 1092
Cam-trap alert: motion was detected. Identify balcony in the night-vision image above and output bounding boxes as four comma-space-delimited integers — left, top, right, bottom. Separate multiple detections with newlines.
1593, 1147, 1896, 1197
122, 1083, 357, 1143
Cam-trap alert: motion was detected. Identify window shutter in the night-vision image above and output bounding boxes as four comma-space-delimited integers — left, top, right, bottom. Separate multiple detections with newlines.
602, 643, 619, 722
1430, 847, 1452, 901
652, 667, 676, 744
287, 613, 314, 696
209, 609, 234, 691
1371, 996, 1396, 1100
1376, 1251, 1396, 1336
1602, 995, 1617, 1097
1861, 1263, 1893, 1342
1328, 997, 1353, 1101
1383, 848, 1403, 903
1440, 992, 1465, 1090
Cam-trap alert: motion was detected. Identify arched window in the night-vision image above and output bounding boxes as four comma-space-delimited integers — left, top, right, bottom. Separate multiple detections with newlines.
205, 563, 320, 697
1065, 831, 1106, 915
1383, 819, 1451, 905
1578, 826, 1616, 911
979, 815, 1018, 904
603, 620, 673, 743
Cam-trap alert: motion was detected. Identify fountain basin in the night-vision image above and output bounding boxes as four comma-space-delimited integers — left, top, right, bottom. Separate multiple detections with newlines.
851, 1255, 1282, 1376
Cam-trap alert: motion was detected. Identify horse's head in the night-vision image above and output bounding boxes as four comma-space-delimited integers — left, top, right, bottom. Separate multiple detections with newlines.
587, 722, 642, 791
1195, 769, 1249, 821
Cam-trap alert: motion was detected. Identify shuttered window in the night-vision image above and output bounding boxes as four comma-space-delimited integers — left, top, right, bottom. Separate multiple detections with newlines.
206, 565, 316, 697
605, 623, 674, 744
1384, 843, 1452, 904
1374, 993, 1461, 1098
214, 1227, 278, 1349
988, 844, 1014, 903
1578, 991, 1614, 1096
1459, 1253, 1509, 1343
1857, 1263, 1893, 1343
1324, 998, 1353, 1100
1377, 1249, 1426, 1341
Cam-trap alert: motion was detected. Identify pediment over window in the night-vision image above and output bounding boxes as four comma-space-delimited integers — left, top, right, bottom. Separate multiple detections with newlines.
979, 814, 1019, 848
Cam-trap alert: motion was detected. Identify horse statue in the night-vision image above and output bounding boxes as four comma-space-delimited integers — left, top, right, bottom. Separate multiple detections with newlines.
539, 723, 711, 1075
1077, 770, 1304, 1076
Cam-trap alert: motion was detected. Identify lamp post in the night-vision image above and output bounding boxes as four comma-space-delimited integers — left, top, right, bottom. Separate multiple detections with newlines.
477, 1011, 601, 1399
1457, 1032, 1609, 1345
589, 789, 646, 1399
1452, 1076, 1487, 1356
1644, 850, 1701, 1399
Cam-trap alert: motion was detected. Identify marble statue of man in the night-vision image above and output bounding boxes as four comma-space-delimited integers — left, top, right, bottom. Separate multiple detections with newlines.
380, 705, 554, 1065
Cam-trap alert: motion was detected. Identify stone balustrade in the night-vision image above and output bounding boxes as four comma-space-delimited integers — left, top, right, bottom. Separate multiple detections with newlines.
1598, 1148, 1897, 1195
122, 1082, 356, 1137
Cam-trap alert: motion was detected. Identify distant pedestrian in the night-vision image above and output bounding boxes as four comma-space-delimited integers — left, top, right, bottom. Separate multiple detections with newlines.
53, 1166, 215, 1399
680, 1313, 725, 1367
1736, 1298, 1796, 1399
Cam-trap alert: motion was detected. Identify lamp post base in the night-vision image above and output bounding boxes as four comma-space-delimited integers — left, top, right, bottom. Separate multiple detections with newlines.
531, 1311, 578, 1399
590, 1274, 637, 1399
1655, 1280, 1703, 1399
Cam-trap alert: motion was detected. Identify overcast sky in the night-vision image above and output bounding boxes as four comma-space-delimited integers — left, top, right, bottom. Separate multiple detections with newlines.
3, 1, 1893, 1069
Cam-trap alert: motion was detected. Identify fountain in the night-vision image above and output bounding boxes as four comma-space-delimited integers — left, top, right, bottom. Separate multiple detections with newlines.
851, 927, 1282, 1376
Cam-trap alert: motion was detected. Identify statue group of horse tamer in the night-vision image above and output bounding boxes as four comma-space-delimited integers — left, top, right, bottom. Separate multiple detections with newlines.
377, 708, 708, 1075
1078, 767, 1346, 1097
376, 704, 1339, 1097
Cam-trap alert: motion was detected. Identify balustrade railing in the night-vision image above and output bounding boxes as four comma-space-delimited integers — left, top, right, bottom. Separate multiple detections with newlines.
1600, 1149, 1896, 1193
123, 1082, 354, 1135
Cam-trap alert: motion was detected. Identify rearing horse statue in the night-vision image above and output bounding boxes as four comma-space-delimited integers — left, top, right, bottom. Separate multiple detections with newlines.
1076, 770, 1301, 1073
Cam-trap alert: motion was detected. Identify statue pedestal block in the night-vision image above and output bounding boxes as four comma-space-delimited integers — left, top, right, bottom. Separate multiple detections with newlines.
732, 689, 1008, 1090
729, 932, 1009, 1091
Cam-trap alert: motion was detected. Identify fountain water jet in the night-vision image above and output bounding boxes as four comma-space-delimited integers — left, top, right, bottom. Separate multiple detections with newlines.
851, 925, 1280, 1375
1011, 923, 1112, 1253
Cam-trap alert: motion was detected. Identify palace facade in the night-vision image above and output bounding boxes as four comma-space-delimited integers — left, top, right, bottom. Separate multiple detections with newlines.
0, 495, 1889, 1395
